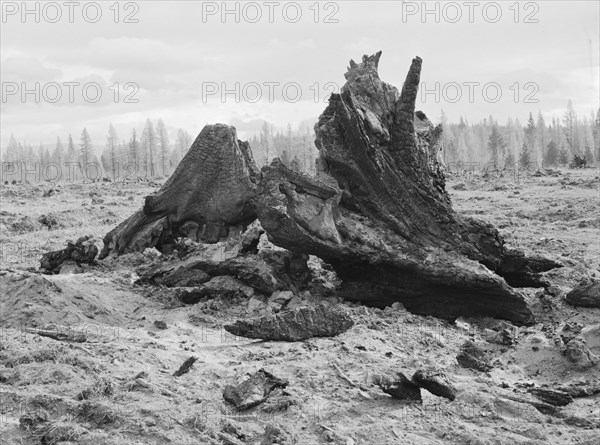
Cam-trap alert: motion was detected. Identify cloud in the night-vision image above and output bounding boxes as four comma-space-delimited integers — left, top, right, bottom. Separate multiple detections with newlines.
55, 37, 216, 73
1, 56, 62, 82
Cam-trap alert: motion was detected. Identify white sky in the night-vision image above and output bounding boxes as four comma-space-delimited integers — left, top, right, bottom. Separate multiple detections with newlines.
1, 0, 599, 147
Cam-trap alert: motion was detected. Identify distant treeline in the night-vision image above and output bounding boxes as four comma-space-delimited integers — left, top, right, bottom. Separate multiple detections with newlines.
439, 103, 599, 170
1, 119, 319, 182
2, 102, 598, 182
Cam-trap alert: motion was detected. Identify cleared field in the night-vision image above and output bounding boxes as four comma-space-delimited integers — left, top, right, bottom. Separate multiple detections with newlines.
0, 168, 599, 445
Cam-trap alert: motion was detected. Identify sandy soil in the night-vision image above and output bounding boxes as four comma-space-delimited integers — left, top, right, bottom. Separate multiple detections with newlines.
0, 169, 599, 445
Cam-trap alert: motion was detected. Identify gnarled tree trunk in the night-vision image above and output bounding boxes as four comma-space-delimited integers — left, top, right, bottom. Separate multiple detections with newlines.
99, 52, 560, 325
257, 52, 560, 324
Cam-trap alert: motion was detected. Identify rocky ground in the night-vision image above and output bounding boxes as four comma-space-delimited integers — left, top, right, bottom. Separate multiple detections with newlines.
0, 168, 599, 445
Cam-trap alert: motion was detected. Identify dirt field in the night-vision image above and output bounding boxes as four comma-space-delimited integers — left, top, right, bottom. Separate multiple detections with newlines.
1, 168, 599, 445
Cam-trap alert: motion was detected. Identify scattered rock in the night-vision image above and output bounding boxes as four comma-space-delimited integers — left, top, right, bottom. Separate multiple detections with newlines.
565, 338, 598, 369
412, 370, 457, 401
560, 322, 583, 345
483, 326, 516, 346
452, 183, 466, 190
456, 341, 493, 372
223, 369, 288, 410
391, 302, 405, 311
154, 320, 168, 330
372, 372, 422, 401
565, 281, 600, 308
260, 424, 291, 445
224, 304, 354, 341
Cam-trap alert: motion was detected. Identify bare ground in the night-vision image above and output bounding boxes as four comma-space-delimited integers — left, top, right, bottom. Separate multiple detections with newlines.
0, 168, 599, 445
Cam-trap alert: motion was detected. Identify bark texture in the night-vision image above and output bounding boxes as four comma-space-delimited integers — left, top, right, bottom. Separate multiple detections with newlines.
224, 304, 354, 341
99, 124, 259, 258
257, 52, 561, 324
565, 281, 600, 308
99, 52, 562, 326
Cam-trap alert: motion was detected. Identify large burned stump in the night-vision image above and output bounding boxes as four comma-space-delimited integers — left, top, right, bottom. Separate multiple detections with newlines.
257, 52, 560, 324
99, 51, 561, 325
99, 124, 259, 258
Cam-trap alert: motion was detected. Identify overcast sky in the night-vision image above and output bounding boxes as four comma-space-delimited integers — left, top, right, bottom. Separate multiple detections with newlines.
1, 0, 598, 147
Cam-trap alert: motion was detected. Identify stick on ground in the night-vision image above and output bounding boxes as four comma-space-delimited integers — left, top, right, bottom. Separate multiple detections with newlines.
24, 328, 87, 343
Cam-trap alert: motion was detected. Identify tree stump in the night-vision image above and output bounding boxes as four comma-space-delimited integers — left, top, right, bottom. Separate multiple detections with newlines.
100, 52, 561, 325
99, 124, 259, 258
257, 52, 560, 324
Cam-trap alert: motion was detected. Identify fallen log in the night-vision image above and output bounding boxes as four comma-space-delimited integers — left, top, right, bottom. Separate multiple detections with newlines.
224, 304, 354, 341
